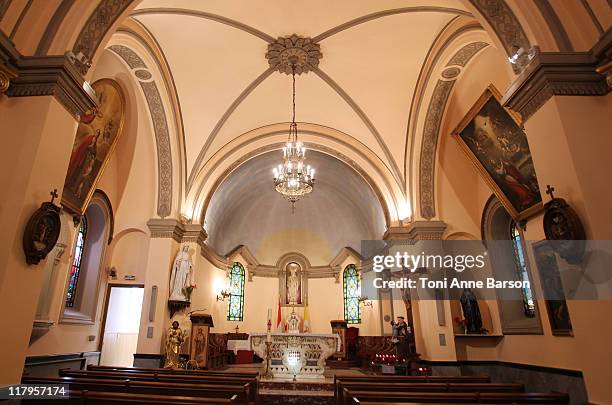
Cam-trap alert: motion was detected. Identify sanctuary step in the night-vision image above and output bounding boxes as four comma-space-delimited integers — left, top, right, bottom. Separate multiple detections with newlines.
259, 379, 335, 405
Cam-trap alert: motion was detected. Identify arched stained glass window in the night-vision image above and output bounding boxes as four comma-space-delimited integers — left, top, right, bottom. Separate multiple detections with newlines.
343, 264, 361, 324
66, 217, 87, 308
510, 221, 535, 317
227, 262, 245, 321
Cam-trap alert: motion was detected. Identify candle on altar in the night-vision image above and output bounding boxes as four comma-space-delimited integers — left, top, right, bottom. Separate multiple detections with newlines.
267, 308, 272, 321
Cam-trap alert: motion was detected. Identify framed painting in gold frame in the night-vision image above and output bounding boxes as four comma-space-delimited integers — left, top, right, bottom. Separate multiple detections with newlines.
62, 79, 125, 215
451, 85, 542, 221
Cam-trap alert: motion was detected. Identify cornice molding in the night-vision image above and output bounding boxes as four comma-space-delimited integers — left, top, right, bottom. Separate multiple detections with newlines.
199, 243, 362, 282
384, 220, 447, 241
146, 218, 207, 244
502, 31, 611, 121
0, 32, 97, 117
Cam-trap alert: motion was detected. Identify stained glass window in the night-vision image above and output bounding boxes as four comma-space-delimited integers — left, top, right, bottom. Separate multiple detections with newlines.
510, 221, 535, 317
343, 264, 361, 324
66, 217, 87, 308
227, 262, 245, 321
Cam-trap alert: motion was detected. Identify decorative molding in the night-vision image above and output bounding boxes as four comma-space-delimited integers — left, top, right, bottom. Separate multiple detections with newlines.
419, 79, 455, 219
418, 41, 490, 219
108, 44, 146, 68
266, 34, 322, 75
199, 243, 361, 281
1, 31, 97, 116
502, 52, 610, 121
146, 218, 206, 244
383, 220, 447, 240
446, 41, 488, 67
72, 0, 133, 74
440, 67, 460, 79
139, 81, 173, 217
108, 44, 173, 218
469, 0, 530, 73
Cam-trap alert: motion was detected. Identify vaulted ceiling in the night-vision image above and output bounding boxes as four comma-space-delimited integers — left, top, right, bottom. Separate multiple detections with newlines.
131, 0, 472, 194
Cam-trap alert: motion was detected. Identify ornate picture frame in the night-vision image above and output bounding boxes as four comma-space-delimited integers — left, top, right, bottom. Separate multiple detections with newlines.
62, 79, 125, 215
452, 85, 542, 221
22, 193, 61, 265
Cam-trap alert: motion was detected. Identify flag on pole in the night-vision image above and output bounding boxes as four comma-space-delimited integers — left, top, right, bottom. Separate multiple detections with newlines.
276, 301, 283, 332
303, 303, 311, 332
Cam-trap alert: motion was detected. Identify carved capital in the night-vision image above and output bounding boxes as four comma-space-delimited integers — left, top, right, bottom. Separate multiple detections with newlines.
147, 218, 207, 245
503, 31, 612, 121
384, 221, 447, 241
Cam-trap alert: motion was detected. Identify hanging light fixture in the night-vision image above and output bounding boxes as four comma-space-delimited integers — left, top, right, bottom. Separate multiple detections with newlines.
273, 58, 315, 211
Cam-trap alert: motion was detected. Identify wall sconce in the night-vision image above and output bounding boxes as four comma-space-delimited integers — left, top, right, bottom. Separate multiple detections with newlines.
216, 290, 230, 302
358, 296, 372, 307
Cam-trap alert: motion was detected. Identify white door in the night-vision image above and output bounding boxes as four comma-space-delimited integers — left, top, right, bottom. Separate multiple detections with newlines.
100, 286, 144, 367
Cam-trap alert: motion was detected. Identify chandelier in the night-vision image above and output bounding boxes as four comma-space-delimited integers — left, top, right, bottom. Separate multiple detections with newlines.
272, 61, 315, 210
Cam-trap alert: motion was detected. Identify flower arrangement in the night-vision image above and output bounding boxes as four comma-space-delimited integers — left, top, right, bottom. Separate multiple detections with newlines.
454, 316, 466, 334
182, 284, 196, 301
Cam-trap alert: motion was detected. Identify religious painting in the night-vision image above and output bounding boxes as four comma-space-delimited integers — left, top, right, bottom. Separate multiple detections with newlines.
62, 79, 125, 215
452, 85, 542, 221
533, 241, 573, 336
189, 324, 209, 367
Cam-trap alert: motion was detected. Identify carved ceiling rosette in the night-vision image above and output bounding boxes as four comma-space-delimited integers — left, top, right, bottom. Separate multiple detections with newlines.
266, 34, 322, 75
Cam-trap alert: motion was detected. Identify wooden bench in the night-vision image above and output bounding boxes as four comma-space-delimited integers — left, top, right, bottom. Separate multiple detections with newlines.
87, 365, 258, 378
335, 382, 524, 405
334, 375, 491, 401
23, 376, 251, 405
20, 389, 239, 404
59, 369, 258, 403
344, 390, 569, 404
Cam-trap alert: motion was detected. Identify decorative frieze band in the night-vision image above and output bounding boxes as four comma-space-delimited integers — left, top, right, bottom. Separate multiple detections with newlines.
0, 32, 97, 117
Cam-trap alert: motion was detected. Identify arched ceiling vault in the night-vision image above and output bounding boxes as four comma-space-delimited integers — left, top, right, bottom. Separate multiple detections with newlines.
205, 150, 387, 259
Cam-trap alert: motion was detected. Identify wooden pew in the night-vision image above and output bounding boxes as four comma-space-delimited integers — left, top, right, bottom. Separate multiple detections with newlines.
344, 390, 569, 404
23, 376, 250, 405
335, 382, 523, 405
87, 364, 258, 378
59, 369, 258, 403
20, 389, 239, 404
334, 375, 491, 401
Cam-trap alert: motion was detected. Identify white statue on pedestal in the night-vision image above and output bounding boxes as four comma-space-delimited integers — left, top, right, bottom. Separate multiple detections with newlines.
169, 245, 193, 301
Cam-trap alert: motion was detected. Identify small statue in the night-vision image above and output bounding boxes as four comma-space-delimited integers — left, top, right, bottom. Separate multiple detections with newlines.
286, 309, 301, 334
460, 288, 483, 334
164, 321, 187, 368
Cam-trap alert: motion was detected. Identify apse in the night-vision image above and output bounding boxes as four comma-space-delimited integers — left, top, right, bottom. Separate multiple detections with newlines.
205, 150, 386, 263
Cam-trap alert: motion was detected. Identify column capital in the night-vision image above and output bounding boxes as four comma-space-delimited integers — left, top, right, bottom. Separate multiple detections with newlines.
0, 32, 97, 117
383, 220, 447, 241
502, 31, 611, 121
147, 218, 207, 245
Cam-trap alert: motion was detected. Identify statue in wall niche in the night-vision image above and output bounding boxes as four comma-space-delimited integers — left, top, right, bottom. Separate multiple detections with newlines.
164, 321, 187, 368
169, 245, 194, 302
286, 262, 301, 304
460, 288, 483, 334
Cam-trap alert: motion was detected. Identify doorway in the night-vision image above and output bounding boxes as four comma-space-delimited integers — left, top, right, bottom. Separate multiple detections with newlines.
99, 285, 144, 367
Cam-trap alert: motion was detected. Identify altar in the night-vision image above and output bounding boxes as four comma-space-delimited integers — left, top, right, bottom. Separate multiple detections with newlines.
250, 333, 340, 379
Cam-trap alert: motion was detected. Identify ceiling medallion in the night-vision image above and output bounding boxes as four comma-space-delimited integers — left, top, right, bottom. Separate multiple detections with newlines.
265, 34, 322, 75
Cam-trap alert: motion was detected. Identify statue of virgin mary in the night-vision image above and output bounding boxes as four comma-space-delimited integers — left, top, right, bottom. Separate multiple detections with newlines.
169, 245, 193, 301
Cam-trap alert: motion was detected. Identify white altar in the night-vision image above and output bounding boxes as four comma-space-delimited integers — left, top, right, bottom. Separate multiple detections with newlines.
250, 333, 340, 379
